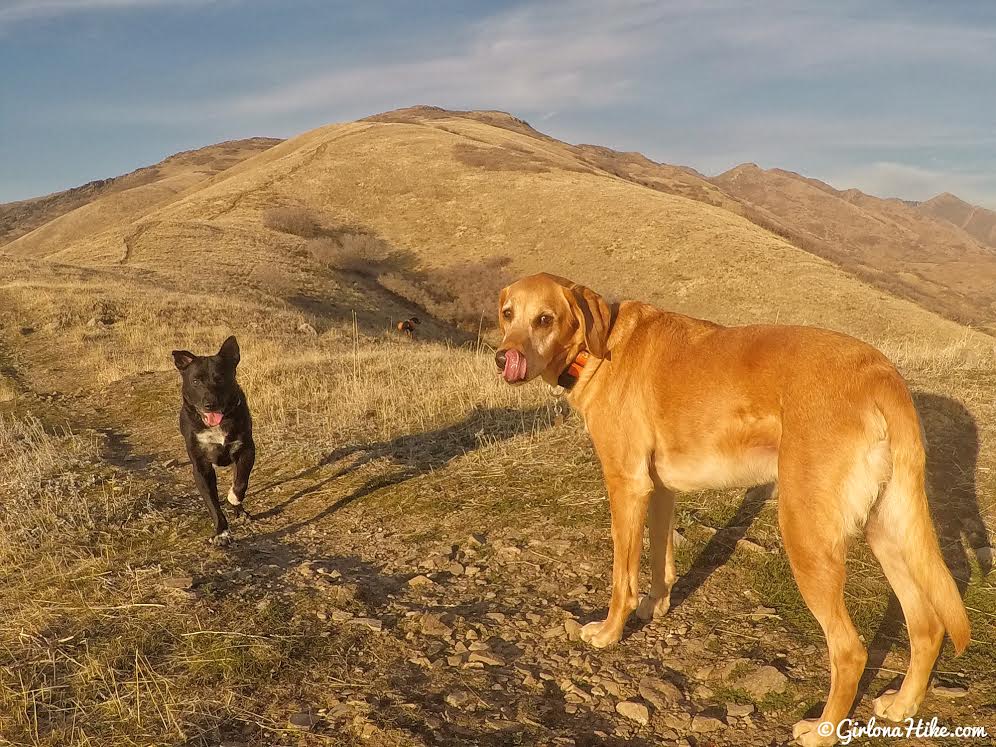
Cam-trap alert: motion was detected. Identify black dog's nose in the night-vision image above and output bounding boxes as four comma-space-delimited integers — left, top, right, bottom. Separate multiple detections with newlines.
495, 349, 507, 370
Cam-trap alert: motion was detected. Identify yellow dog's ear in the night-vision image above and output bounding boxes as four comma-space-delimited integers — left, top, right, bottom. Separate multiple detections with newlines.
567, 283, 611, 358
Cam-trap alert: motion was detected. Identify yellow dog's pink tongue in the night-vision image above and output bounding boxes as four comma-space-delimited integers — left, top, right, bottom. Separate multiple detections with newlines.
502, 349, 526, 382
202, 411, 223, 427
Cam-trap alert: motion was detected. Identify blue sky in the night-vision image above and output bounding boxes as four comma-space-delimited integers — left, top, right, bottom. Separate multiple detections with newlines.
2, 0, 995, 206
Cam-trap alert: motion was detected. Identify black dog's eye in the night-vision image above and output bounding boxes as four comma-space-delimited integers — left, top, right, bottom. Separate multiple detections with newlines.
192, 378, 202, 386
502, 309, 513, 321
537, 314, 554, 327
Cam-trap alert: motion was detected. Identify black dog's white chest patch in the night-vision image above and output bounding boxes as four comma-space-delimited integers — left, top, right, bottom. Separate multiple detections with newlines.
195, 427, 227, 447
195, 427, 243, 462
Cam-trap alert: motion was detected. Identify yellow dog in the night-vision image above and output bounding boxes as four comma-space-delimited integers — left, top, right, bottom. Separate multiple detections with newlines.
495, 273, 969, 746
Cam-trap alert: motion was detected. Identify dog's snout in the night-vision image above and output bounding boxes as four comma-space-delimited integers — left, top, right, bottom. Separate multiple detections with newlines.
494, 349, 507, 370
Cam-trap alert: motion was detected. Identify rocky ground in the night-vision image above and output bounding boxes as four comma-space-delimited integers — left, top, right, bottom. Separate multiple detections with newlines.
3, 360, 988, 747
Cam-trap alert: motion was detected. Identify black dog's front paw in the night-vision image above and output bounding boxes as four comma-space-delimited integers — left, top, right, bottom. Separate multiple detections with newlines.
209, 529, 233, 547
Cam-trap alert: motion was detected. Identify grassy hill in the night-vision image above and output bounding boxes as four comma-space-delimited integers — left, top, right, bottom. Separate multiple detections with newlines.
0, 137, 280, 252
1, 107, 993, 746
4, 107, 983, 347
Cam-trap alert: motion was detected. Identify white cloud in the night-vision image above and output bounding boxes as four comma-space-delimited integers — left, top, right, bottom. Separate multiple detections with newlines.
60, 0, 996, 127
219, 1, 658, 117
17, 0, 995, 209
201, 0, 996, 121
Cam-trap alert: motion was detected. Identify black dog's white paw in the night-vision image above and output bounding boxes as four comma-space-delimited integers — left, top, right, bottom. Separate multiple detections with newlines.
209, 529, 233, 547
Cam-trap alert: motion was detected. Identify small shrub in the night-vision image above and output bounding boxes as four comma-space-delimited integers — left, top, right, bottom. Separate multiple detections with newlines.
434, 257, 514, 328
380, 257, 513, 330
307, 232, 397, 274
262, 207, 319, 238
308, 223, 513, 330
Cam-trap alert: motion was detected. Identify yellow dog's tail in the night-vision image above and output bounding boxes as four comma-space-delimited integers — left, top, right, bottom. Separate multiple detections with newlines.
875, 377, 970, 653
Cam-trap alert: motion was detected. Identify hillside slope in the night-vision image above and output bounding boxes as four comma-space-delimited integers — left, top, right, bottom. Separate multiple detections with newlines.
0, 137, 280, 250
6, 107, 983, 352
713, 164, 996, 332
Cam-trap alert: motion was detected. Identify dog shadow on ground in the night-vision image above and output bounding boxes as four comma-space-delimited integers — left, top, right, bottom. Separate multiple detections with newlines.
668, 482, 776, 613
249, 404, 552, 541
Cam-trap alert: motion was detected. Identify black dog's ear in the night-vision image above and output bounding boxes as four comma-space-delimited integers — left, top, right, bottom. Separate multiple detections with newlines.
172, 350, 196, 370
218, 335, 240, 365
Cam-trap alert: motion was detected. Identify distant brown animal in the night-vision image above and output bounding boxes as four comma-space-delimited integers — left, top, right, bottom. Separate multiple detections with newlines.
397, 316, 421, 338
495, 273, 970, 747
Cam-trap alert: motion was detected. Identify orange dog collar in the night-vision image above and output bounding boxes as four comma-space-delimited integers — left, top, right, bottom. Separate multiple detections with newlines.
558, 350, 590, 389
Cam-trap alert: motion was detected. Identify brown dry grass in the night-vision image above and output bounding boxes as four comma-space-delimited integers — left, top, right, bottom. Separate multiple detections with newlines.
0, 273, 556, 747
262, 206, 321, 238
0, 377, 15, 403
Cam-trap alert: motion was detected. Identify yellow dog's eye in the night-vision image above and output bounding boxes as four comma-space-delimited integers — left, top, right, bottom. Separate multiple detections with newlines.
538, 314, 553, 327
502, 309, 513, 320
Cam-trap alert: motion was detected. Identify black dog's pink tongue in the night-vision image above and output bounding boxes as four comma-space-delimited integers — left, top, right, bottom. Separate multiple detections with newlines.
202, 411, 223, 427
502, 349, 526, 383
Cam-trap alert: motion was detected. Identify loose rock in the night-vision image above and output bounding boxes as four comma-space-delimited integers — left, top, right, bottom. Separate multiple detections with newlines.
737, 538, 768, 553
691, 715, 724, 733
638, 675, 682, 708
564, 619, 582, 641
615, 700, 650, 726
932, 683, 968, 698
420, 613, 453, 637
726, 702, 755, 718
736, 665, 788, 699
445, 690, 474, 708
468, 652, 504, 667
288, 711, 319, 730
345, 617, 383, 632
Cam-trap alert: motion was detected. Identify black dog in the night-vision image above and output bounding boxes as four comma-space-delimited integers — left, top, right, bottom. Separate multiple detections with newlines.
396, 316, 421, 338
171, 336, 255, 545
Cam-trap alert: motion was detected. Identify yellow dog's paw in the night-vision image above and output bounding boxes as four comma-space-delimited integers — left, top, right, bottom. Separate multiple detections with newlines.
792, 718, 837, 747
579, 620, 622, 648
635, 593, 670, 621
873, 689, 920, 722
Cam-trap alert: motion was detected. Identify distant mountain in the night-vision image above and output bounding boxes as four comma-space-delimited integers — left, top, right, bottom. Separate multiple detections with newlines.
919, 192, 996, 250
712, 164, 996, 331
